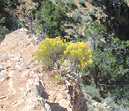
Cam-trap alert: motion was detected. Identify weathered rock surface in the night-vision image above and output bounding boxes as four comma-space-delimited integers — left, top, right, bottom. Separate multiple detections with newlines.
0, 28, 87, 111
0, 28, 50, 111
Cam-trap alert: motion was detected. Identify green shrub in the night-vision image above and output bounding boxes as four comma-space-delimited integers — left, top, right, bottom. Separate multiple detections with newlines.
109, 103, 128, 111
79, 0, 85, 4
102, 96, 114, 106
0, 0, 10, 10
72, 9, 82, 22
83, 20, 129, 108
83, 85, 100, 98
35, 0, 67, 38
99, 107, 105, 111
84, 20, 106, 46
67, 0, 77, 11
0, 0, 10, 28
88, 106, 95, 111
0, 0, 11, 23
88, 34, 129, 107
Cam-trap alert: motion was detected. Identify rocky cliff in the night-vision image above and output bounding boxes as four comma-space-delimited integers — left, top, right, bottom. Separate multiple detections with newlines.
0, 28, 87, 111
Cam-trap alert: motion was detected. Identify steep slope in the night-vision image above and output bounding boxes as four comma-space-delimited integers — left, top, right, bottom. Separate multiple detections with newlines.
0, 28, 87, 111
0, 28, 49, 110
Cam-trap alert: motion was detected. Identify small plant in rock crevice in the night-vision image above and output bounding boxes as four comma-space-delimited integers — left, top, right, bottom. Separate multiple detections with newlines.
55, 73, 64, 85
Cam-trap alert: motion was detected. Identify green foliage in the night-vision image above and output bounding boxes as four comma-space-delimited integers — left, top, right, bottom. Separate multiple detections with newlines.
0, 25, 9, 40
0, 16, 5, 24
83, 85, 100, 98
72, 9, 82, 22
0, 0, 10, 9
102, 96, 114, 105
35, 0, 67, 38
0, 0, 15, 38
0, 0, 22, 32
99, 107, 104, 111
82, 16, 91, 23
102, 96, 129, 111
34, 1, 129, 108
89, 35, 129, 107
0, 0, 11, 23
109, 103, 128, 111
79, 0, 85, 4
88, 106, 95, 111
83, 20, 129, 108
84, 20, 106, 48
71, 38, 86, 43
67, 0, 77, 11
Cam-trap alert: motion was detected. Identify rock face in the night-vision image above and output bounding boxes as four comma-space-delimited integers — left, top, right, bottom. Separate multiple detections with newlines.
0, 28, 50, 111
0, 28, 87, 111
65, 72, 87, 111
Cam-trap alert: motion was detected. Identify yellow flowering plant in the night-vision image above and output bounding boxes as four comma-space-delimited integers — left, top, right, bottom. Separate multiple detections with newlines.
64, 41, 93, 71
34, 36, 92, 72
34, 36, 67, 69
55, 73, 64, 85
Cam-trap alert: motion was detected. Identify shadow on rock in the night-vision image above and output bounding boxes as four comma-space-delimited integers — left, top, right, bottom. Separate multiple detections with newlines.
41, 90, 50, 99
46, 102, 68, 111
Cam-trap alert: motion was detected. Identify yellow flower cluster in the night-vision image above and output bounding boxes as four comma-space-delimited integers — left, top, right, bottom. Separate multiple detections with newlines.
34, 36, 93, 70
34, 36, 66, 68
64, 42, 93, 69
55, 73, 64, 84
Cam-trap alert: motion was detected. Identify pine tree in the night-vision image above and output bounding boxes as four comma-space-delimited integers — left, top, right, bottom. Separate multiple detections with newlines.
35, 0, 67, 38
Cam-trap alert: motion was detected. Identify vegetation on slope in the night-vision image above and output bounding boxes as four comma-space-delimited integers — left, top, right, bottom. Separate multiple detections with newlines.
0, 0, 129, 110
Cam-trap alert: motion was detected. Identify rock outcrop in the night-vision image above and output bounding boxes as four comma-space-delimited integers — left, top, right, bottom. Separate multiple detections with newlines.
0, 28, 50, 111
0, 28, 87, 111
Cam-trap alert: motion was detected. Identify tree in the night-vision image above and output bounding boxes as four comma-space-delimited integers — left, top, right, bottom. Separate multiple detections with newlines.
0, 0, 11, 40
35, 0, 67, 38
0, 0, 10, 24
85, 22, 129, 107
